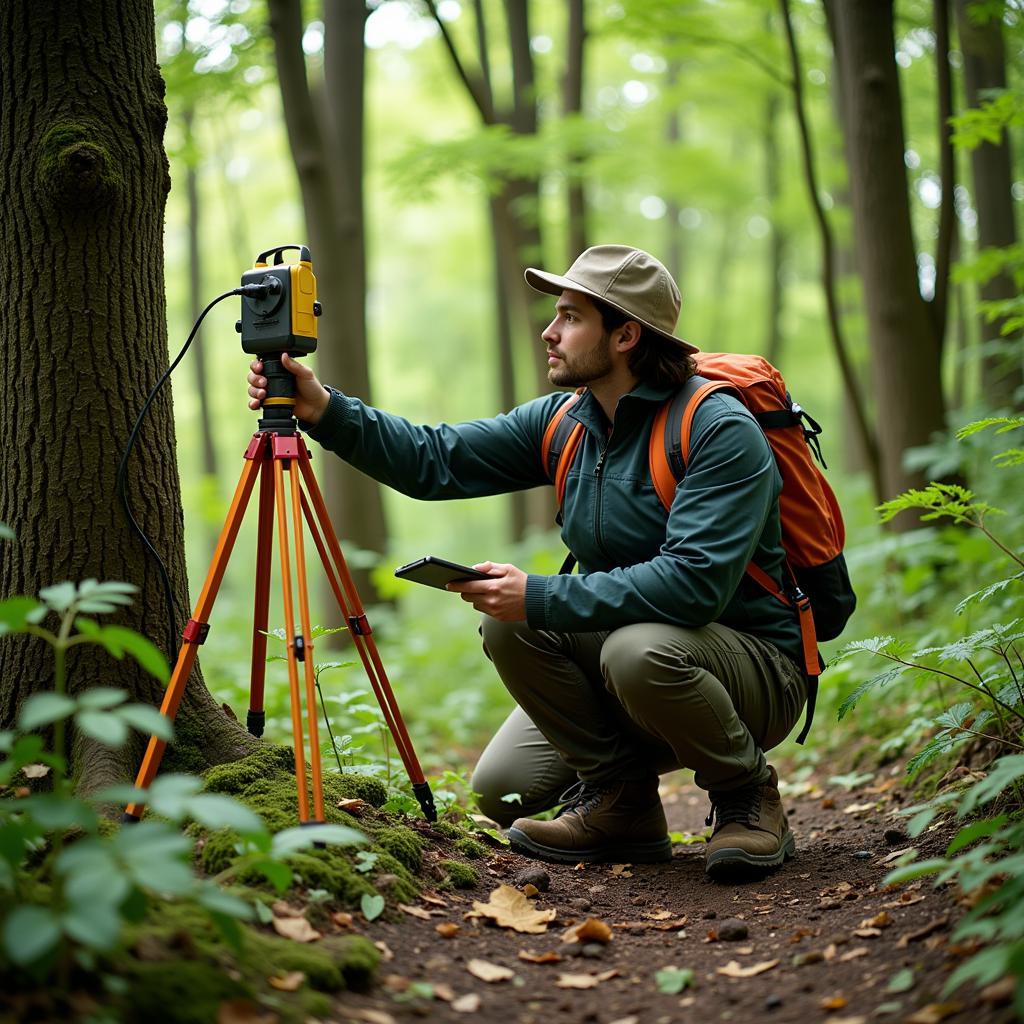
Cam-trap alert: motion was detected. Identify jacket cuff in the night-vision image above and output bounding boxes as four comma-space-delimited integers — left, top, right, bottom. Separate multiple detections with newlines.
301, 386, 354, 441
525, 574, 549, 629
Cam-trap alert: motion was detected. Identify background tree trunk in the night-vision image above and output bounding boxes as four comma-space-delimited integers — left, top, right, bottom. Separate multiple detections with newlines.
829, 0, 948, 507
955, 0, 1023, 408
564, 0, 588, 262
267, 0, 389, 604
0, 0, 254, 791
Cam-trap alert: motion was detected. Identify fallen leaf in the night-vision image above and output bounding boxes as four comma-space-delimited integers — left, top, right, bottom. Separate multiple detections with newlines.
398, 903, 433, 920
735, 946, 754, 955
881, 893, 926, 908
555, 969, 619, 989
434, 983, 455, 1002
345, 1011, 396, 1024
821, 797, 835, 809
562, 918, 613, 945
881, 846, 916, 863
216, 999, 279, 1024
843, 802, 878, 814
267, 971, 305, 992
271, 915, 321, 943
904, 1003, 964, 1024
609, 864, 633, 877
839, 947, 869, 962
522, 883, 539, 897
897, 916, 950, 948
271, 901, 301, 918
467, 959, 515, 983
361, 893, 385, 922
716, 959, 779, 978
518, 948, 563, 963
331, 911, 354, 928
853, 928, 882, 938
644, 909, 673, 920
860, 911, 892, 928
382, 974, 411, 993
419, 890, 447, 906
820, 995, 848, 1010
336, 797, 367, 815
21, 764, 50, 779
452, 993, 481, 1013
608, 1018, 640, 1024
435, 922, 460, 939
373, 940, 395, 961
465, 885, 557, 934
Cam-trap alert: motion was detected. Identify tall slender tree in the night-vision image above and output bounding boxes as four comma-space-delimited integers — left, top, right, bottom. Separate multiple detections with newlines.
0, 0, 254, 788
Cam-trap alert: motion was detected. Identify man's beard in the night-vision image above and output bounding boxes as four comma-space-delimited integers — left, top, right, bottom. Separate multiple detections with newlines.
547, 332, 614, 387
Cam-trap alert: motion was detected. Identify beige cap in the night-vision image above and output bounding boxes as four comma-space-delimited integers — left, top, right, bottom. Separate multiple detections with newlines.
525, 244, 698, 354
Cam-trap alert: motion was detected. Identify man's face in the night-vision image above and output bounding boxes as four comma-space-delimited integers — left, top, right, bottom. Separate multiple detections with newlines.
541, 290, 615, 388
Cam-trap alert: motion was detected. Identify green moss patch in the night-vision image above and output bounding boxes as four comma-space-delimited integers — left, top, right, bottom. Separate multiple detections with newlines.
439, 859, 478, 889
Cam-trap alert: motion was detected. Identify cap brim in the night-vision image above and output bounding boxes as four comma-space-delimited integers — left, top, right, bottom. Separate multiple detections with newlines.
525, 268, 699, 355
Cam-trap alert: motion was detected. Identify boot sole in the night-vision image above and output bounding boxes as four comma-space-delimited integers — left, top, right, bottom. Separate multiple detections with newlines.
506, 827, 673, 864
704, 830, 796, 879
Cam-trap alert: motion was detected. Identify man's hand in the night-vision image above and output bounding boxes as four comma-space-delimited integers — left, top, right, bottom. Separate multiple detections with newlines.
247, 352, 331, 425
447, 562, 528, 622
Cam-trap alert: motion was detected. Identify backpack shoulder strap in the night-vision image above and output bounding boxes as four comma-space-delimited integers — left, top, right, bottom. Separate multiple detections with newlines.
648, 376, 735, 511
542, 388, 586, 507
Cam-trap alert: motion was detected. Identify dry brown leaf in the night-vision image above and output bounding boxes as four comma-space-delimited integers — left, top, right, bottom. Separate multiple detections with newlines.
716, 959, 779, 978
345, 1010, 397, 1024
861, 911, 892, 928
644, 909, 673, 920
434, 983, 455, 1002
820, 995, 848, 1010
853, 928, 882, 939
216, 999, 279, 1024
522, 883, 539, 897
897, 916, 950, 948
821, 797, 835, 809
270, 915, 321, 943
398, 903, 433, 920
735, 945, 754, 955
435, 922, 461, 939
21, 764, 50, 779
382, 973, 411, 993
267, 971, 305, 992
881, 893, 926, 908
336, 797, 367, 815
467, 959, 515, 983
465, 885, 556, 934
420, 890, 447, 906
373, 940, 395, 961
270, 900, 301, 918
649, 918, 688, 931
452, 993, 481, 1013
882, 846, 915, 864
555, 969, 619, 989
518, 948, 563, 963
844, 802, 877, 814
562, 918, 613, 945
331, 911, 354, 928
839, 947, 869, 962
904, 1003, 965, 1024
609, 864, 633, 878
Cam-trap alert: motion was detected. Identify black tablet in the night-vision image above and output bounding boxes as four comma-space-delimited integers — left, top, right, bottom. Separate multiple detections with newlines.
394, 556, 494, 590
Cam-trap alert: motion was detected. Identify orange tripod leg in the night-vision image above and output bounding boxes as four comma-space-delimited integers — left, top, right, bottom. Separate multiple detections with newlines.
247, 453, 276, 737
274, 457, 311, 822
125, 453, 263, 821
289, 462, 325, 822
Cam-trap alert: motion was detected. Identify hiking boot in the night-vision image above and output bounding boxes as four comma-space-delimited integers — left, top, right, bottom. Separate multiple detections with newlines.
507, 777, 672, 864
704, 765, 795, 877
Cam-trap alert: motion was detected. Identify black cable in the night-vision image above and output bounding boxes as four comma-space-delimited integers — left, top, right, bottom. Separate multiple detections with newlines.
117, 288, 248, 663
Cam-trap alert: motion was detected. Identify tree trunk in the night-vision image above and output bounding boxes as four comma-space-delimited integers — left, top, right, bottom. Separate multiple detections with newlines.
0, 0, 254, 791
183, 107, 218, 481
564, 0, 587, 262
763, 88, 786, 366
267, 0, 389, 604
829, 0, 948, 507
955, 0, 1023, 407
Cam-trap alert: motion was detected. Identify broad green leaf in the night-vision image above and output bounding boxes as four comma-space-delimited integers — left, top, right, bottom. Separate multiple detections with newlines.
0, 597, 44, 635
947, 816, 1010, 857
3, 905, 61, 965
249, 858, 293, 893
254, 899, 274, 924
886, 968, 915, 993
98, 627, 169, 683
955, 572, 1024, 615
60, 844, 130, 909
655, 966, 695, 994
206, 909, 244, 953
76, 687, 128, 710
187, 794, 264, 835
361, 893, 385, 921
21, 796, 98, 832
92, 783, 148, 804
0, 522, 14, 541
75, 710, 129, 747
39, 582, 77, 613
272, 823, 366, 856
62, 904, 122, 951
883, 857, 950, 886
114, 704, 174, 742
837, 666, 906, 721
958, 755, 1024, 815
196, 887, 254, 920
125, 855, 195, 896
147, 774, 204, 820
18, 693, 76, 731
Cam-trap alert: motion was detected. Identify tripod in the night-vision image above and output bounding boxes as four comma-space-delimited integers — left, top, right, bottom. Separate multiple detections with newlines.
124, 358, 436, 824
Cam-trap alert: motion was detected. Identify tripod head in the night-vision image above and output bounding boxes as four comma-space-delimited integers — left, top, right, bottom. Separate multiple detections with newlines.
236, 245, 323, 433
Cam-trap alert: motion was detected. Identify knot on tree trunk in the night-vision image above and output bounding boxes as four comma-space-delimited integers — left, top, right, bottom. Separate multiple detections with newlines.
38, 121, 123, 210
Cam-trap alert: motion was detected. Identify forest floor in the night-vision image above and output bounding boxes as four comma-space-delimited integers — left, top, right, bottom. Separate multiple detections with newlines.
323, 762, 1017, 1024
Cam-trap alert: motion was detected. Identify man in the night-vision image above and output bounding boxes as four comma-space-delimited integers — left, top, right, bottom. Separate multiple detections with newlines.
247, 245, 808, 877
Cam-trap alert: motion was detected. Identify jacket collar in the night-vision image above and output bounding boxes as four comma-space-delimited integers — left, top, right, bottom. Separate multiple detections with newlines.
568, 382, 675, 435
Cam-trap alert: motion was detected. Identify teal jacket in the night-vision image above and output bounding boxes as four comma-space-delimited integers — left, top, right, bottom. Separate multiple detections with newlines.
305, 383, 803, 665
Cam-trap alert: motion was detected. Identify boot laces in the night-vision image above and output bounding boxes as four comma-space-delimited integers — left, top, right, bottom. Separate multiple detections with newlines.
556, 780, 611, 818
705, 784, 763, 832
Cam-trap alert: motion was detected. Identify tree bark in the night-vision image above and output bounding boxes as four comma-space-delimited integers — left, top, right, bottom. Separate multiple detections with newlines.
564, 0, 588, 262
931, 0, 956, 355
955, 0, 1023, 407
0, 0, 254, 790
763, 87, 786, 367
828, 0, 948, 507
266, 0, 389, 604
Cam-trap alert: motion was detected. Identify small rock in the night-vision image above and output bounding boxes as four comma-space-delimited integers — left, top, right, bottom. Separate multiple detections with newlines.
717, 919, 749, 941
557, 942, 585, 958
884, 828, 908, 845
765, 995, 783, 1011
793, 951, 824, 967
375, 872, 402, 891
702, 909, 717, 920
580, 943, 605, 959
515, 866, 550, 892
631, 895, 645, 906
568, 897, 592, 911
852, 850, 872, 860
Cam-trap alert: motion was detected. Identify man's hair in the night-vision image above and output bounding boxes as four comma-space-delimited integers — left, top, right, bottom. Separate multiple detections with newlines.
594, 299, 696, 389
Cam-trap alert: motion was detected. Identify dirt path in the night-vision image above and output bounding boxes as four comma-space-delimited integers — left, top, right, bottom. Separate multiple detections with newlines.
328, 766, 1017, 1024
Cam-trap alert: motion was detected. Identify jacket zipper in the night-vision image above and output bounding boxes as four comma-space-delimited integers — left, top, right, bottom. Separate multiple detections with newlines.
593, 441, 609, 558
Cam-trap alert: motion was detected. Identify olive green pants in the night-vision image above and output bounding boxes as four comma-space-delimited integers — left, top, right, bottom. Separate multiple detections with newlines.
472, 617, 807, 828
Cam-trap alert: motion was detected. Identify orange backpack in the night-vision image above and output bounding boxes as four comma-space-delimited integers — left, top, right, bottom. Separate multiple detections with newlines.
542, 352, 856, 743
